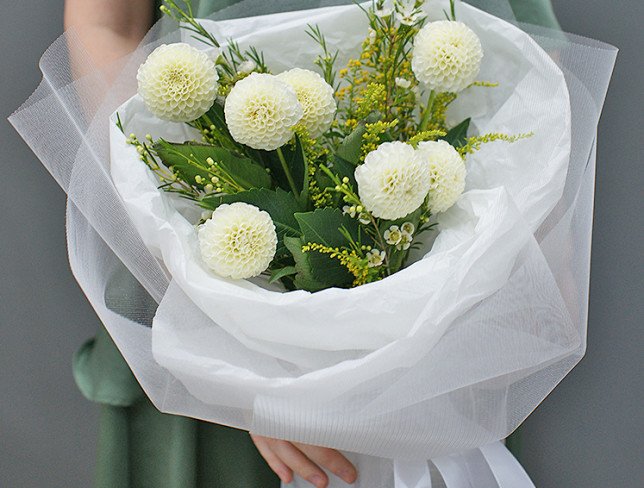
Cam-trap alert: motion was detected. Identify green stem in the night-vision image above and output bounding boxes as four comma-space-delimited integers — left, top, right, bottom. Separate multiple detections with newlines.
276, 147, 299, 197
419, 90, 437, 132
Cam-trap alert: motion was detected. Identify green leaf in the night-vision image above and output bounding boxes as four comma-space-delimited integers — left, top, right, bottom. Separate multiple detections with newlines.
336, 123, 367, 165
262, 136, 308, 200
295, 207, 359, 246
200, 188, 303, 256
154, 141, 271, 190
284, 237, 327, 292
329, 155, 358, 188
203, 102, 231, 138
441, 118, 471, 148
293, 208, 360, 287
268, 266, 297, 284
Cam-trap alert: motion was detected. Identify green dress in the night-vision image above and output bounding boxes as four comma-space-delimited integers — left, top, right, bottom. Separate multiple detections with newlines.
73, 1, 559, 486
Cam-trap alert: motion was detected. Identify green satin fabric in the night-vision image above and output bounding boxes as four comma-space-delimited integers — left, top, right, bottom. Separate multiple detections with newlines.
74, 1, 556, 485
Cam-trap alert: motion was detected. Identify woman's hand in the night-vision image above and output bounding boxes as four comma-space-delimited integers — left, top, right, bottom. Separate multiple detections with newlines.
251, 434, 358, 487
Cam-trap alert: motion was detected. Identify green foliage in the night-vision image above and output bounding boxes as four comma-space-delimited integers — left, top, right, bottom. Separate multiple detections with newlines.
133, 1, 533, 293
284, 237, 327, 292
154, 140, 271, 192
290, 208, 362, 289
261, 136, 308, 202
336, 123, 367, 165
269, 266, 298, 284
441, 118, 471, 148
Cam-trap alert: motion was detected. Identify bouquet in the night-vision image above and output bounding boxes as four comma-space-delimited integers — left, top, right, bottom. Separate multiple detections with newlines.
10, 0, 617, 486
120, 0, 533, 294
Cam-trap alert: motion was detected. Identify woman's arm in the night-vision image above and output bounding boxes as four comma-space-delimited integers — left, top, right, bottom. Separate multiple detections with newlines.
64, 0, 154, 71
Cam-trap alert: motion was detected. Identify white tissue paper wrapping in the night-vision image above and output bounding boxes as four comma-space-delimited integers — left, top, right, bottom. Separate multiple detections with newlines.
9, 0, 617, 487
112, 0, 572, 369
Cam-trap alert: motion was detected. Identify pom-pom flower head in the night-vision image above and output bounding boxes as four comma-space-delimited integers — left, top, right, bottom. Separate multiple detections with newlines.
416, 140, 466, 213
224, 73, 303, 151
355, 141, 431, 220
276, 68, 337, 138
137, 43, 219, 122
198, 202, 277, 280
412, 21, 483, 93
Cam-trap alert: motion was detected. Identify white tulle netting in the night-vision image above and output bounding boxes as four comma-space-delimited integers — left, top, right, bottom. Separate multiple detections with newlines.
9, 0, 616, 486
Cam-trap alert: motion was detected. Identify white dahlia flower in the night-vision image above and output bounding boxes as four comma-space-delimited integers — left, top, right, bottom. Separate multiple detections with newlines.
416, 140, 466, 213
276, 68, 337, 138
137, 43, 219, 122
198, 202, 277, 280
412, 21, 483, 93
224, 73, 303, 151
355, 141, 431, 220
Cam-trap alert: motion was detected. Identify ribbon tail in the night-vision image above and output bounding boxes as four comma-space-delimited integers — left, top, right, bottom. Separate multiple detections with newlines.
479, 441, 536, 488
430, 441, 536, 488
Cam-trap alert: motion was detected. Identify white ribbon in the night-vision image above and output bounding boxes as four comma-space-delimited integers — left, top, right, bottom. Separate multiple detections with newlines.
393, 442, 536, 488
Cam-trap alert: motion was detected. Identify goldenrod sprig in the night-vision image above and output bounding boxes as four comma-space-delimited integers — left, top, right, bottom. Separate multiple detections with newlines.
458, 132, 534, 157
408, 129, 447, 147
302, 243, 371, 286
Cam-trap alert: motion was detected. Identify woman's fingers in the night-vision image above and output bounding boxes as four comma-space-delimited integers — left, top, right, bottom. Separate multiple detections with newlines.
250, 434, 294, 484
294, 442, 358, 484
250, 434, 358, 487
268, 438, 330, 488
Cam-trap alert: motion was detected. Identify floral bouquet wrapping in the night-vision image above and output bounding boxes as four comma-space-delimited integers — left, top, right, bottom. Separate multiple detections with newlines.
10, 0, 616, 486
